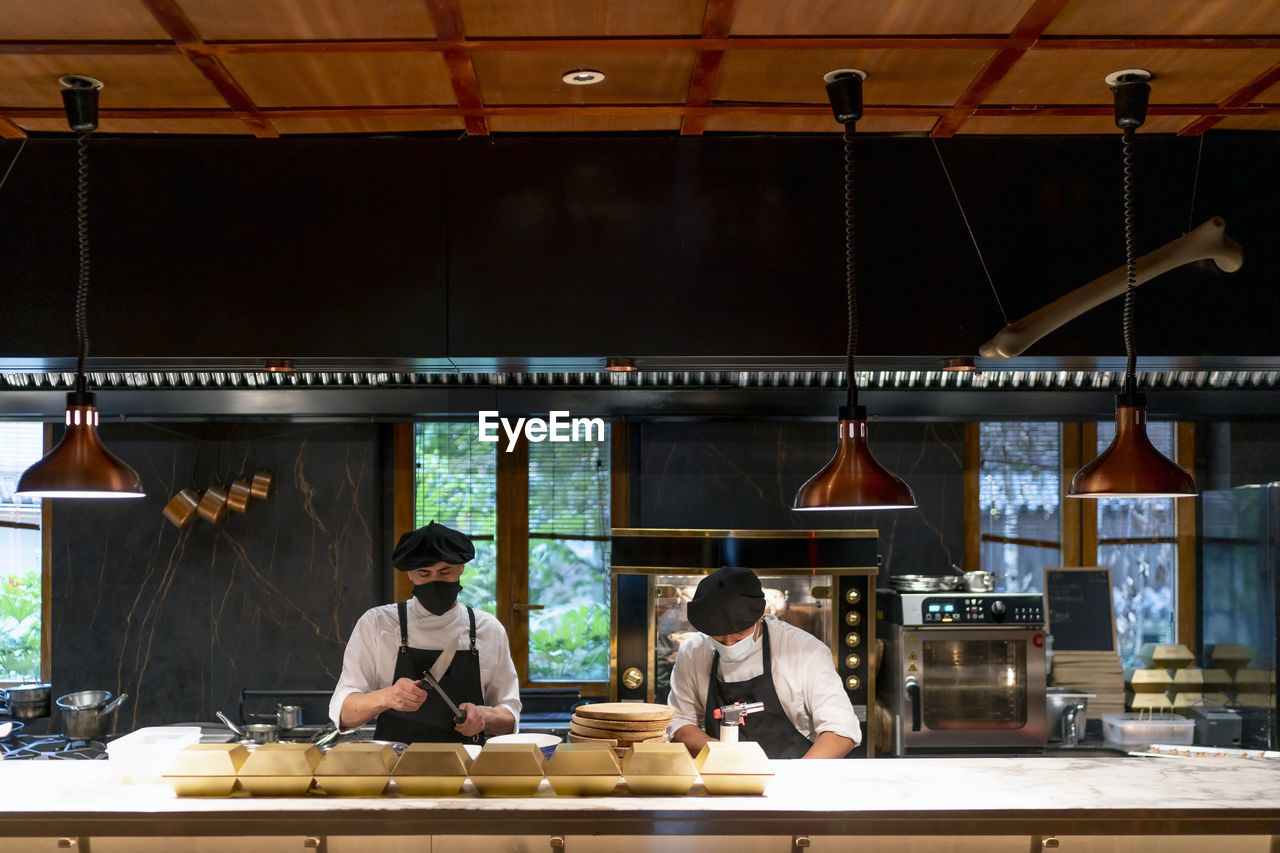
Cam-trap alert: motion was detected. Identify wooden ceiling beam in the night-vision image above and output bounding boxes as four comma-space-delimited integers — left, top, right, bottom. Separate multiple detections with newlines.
0, 118, 26, 139
1180, 56, 1280, 135
0, 42, 179, 55
423, 0, 487, 135
138, 0, 278, 138
681, 0, 737, 136
932, 0, 1072, 138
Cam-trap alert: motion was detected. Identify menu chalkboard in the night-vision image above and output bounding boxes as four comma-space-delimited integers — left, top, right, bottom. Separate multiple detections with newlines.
1043, 567, 1117, 652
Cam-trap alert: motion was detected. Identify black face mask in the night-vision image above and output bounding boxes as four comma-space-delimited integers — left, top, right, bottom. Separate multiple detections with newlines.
412, 580, 463, 615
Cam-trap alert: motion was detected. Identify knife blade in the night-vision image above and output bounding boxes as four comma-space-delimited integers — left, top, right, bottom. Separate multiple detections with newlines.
418, 669, 468, 726
428, 635, 458, 683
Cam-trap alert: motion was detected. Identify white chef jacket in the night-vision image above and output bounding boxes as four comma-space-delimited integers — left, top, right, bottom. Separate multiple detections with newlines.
666, 615, 861, 745
329, 598, 521, 734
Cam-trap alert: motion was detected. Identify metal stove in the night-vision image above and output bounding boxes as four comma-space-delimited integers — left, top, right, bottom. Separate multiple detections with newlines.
0, 732, 113, 760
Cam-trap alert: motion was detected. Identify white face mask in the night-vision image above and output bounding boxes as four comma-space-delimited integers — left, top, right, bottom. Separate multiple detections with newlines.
710, 632, 758, 664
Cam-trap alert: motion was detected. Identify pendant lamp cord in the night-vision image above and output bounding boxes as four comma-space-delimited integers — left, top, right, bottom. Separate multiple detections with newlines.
842, 122, 858, 409
1120, 125, 1137, 397
74, 131, 91, 396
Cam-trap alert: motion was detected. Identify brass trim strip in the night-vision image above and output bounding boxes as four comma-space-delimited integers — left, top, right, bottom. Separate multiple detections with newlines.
611, 527, 877, 539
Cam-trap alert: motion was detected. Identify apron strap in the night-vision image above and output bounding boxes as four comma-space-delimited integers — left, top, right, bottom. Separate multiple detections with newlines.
467, 606, 477, 655
397, 601, 409, 653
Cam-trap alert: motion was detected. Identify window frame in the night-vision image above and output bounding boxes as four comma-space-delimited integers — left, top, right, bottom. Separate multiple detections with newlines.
392, 421, 627, 697
965, 420, 1197, 647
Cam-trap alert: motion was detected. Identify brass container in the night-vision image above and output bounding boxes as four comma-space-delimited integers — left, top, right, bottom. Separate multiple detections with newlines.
314, 742, 397, 797
197, 484, 230, 526
392, 742, 473, 796
469, 743, 545, 797
226, 478, 253, 513
250, 470, 274, 500
163, 743, 249, 797
694, 741, 774, 796
237, 742, 322, 796
162, 487, 202, 528
620, 742, 697, 796
545, 743, 622, 797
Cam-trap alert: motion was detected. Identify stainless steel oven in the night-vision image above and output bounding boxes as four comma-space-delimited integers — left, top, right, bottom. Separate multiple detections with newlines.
877, 589, 1047, 752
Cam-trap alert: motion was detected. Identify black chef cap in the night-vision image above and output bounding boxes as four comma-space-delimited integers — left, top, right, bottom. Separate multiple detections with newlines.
392, 521, 476, 571
686, 566, 766, 636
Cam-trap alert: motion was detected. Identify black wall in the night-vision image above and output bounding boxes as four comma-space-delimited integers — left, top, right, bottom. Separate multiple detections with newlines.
2, 132, 1277, 366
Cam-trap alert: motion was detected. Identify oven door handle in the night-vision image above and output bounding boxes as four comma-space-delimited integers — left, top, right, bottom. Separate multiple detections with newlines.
905, 677, 921, 732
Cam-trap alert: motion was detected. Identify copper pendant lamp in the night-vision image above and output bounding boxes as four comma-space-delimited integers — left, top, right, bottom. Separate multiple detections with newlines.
16, 76, 144, 500
1066, 70, 1195, 500
794, 70, 916, 512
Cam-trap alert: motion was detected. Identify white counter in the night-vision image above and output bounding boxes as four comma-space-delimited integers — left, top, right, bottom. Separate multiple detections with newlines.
0, 755, 1276, 846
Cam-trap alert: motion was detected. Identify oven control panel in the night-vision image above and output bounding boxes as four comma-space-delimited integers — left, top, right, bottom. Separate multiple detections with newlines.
899, 593, 1044, 626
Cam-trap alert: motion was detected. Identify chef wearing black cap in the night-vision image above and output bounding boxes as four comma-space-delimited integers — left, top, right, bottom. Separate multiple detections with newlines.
329, 522, 520, 744
667, 566, 861, 759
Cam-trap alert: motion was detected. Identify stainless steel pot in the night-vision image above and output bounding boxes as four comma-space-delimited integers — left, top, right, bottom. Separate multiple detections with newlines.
56, 690, 128, 740
890, 574, 961, 592
0, 683, 52, 720
217, 710, 278, 744
961, 570, 996, 592
276, 704, 302, 730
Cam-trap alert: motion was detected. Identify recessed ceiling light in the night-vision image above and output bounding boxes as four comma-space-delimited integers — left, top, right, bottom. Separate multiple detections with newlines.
563, 69, 606, 86
264, 359, 295, 373
940, 357, 978, 373
605, 357, 637, 373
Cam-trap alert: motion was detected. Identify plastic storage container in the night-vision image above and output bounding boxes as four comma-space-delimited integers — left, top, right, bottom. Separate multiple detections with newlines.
108, 726, 202, 784
1101, 713, 1194, 746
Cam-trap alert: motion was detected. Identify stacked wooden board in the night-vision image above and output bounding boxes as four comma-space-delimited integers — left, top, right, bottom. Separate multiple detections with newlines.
568, 702, 671, 747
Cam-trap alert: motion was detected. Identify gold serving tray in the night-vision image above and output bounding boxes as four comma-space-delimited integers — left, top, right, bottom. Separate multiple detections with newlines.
315, 743, 396, 796
392, 743, 473, 797
545, 743, 622, 797
694, 741, 773, 796
469, 743, 545, 797
238, 743, 323, 797
163, 743, 250, 797
620, 742, 696, 796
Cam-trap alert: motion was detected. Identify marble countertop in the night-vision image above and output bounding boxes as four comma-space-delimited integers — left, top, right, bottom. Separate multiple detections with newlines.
0, 755, 1276, 837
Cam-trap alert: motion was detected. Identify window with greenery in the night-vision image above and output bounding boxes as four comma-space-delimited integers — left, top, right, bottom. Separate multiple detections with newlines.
527, 437, 610, 681
979, 422, 1062, 593
414, 422, 498, 614
1097, 420, 1178, 670
976, 420, 1186, 670
412, 421, 612, 685
0, 422, 43, 682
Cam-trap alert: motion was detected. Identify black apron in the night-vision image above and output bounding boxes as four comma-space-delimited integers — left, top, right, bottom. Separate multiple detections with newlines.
374, 602, 486, 745
702, 621, 814, 760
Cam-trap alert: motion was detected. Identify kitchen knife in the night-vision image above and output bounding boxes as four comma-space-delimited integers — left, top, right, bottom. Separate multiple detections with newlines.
418, 669, 468, 726
428, 635, 458, 683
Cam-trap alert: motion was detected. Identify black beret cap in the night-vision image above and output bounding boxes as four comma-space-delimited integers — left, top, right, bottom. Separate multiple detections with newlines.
392, 521, 476, 571
686, 566, 766, 636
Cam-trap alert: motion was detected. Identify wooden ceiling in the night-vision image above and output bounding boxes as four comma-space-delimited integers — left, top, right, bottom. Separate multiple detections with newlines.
1, 0, 1279, 138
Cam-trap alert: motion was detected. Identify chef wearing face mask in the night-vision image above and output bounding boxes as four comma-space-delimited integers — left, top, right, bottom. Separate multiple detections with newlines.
329, 521, 520, 744
667, 566, 861, 759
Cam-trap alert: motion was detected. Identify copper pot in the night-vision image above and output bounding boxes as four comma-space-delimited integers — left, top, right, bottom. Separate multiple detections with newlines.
162, 486, 202, 528
226, 478, 253, 513
250, 470, 274, 500
197, 484, 229, 525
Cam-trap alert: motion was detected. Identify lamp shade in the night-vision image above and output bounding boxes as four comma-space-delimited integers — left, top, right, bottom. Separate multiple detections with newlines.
793, 406, 917, 511
1067, 397, 1195, 499
15, 393, 144, 499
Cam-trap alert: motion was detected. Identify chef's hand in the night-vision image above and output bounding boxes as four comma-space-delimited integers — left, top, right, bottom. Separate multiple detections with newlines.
383, 677, 429, 712
455, 702, 487, 737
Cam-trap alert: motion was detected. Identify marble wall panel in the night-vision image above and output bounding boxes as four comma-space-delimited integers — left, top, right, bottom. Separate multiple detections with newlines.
635, 420, 967, 577
49, 423, 382, 731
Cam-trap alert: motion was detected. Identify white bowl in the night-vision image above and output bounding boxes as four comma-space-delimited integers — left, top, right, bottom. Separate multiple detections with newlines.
486, 732, 561, 759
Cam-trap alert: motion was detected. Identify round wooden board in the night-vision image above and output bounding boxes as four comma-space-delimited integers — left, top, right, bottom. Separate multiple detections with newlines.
570, 719, 668, 742
571, 714, 668, 733
567, 731, 618, 746
574, 702, 673, 722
